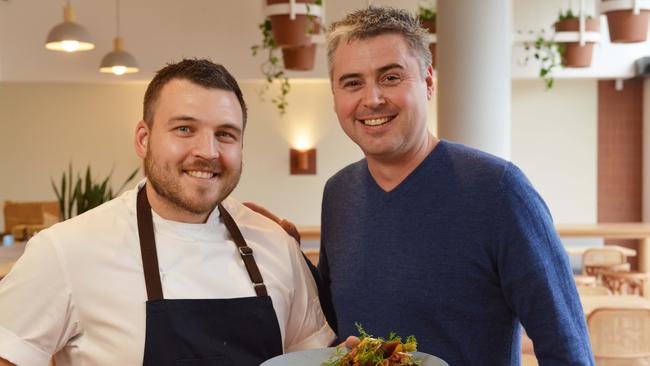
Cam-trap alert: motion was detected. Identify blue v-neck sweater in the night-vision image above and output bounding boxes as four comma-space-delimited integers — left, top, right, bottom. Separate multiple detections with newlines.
318, 140, 593, 365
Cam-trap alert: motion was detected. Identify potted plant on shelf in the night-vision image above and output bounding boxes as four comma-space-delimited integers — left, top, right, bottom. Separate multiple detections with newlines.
417, 1, 436, 68
554, 9, 599, 67
252, 0, 322, 116
262, 0, 321, 71
601, 0, 650, 43
521, 9, 599, 89
267, 0, 320, 48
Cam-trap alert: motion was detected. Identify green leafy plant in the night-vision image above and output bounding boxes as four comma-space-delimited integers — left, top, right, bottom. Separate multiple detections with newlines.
520, 9, 595, 89
251, 0, 322, 116
251, 19, 290, 116
521, 29, 562, 89
306, 0, 323, 34
558, 9, 578, 21
417, 1, 436, 22
51, 163, 139, 220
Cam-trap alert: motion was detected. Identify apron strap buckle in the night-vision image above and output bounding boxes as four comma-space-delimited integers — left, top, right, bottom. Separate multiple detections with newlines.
239, 246, 254, 256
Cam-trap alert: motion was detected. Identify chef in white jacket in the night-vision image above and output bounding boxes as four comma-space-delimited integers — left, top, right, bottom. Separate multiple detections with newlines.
0, 59, 335, 366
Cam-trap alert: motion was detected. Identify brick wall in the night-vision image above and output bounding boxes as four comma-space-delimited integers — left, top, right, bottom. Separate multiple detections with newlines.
597, 79, 644, 269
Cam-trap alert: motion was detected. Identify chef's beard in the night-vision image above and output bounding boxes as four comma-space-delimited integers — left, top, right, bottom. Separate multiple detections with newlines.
143, 147, 241, 217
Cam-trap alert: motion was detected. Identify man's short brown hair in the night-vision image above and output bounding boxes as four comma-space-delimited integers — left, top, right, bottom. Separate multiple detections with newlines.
143, 59, 248, 127
326, 6, 432, 78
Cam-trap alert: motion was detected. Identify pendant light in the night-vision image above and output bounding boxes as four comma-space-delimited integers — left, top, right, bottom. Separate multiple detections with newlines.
99, 0, 138, 75
45, 1, 95, 52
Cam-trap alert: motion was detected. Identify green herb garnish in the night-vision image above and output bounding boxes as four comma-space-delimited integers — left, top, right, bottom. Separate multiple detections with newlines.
321, 324, 421, 366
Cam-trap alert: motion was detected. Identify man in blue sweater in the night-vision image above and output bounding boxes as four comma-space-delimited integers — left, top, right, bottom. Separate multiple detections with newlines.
317, 6, 594, 365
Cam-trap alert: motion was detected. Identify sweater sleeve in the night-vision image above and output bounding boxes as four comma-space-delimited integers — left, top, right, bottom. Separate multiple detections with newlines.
495, 163, 594, 365
317, 180, 339, 337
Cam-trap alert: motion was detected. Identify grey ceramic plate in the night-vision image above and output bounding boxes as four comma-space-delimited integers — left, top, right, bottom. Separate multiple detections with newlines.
260, 347, 449, 366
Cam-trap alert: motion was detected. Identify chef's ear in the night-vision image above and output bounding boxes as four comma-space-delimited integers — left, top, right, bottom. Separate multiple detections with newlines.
135, 120, 150, 159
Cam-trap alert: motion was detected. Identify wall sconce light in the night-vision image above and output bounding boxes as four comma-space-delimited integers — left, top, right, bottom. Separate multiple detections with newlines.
290, 148, 316, 175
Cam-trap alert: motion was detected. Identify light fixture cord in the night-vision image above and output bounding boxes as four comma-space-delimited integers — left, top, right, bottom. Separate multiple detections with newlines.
116, 0, 121, 37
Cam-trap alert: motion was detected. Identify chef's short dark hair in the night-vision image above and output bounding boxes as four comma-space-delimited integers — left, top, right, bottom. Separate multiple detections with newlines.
143, 59, 247, 127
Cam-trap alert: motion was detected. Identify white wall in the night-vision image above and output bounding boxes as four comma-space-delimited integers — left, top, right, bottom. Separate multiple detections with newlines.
0, 82, 145, 220
511, 79, 598, 224
0, 80, 438, 228
0, 78, 594, 228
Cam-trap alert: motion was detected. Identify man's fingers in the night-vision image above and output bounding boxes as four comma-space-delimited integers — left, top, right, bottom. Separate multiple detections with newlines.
279, 219, 301, 243
243, 202, 301, 244
243, 202, 281, 223
343, 336, 360, 349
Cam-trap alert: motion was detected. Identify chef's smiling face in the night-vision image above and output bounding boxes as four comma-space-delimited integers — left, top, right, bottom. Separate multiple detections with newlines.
135, 78, 244, 223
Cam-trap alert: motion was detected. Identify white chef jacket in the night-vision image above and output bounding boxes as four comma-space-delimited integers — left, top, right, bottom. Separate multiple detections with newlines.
0, 183, 335, 366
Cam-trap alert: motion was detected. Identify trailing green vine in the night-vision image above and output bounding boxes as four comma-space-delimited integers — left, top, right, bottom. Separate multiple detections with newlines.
251, 19, 290, 116
520, 10, 581, 90
251, 0, 322, 116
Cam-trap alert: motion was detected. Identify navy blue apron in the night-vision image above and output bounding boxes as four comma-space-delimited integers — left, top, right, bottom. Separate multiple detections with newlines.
136, 186, 284, 365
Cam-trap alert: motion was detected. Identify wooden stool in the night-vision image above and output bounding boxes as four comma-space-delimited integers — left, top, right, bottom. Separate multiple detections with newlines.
601, 271, 650, 297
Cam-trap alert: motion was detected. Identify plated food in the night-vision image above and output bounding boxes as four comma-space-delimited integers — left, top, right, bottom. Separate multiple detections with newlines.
321, 324, 421, 366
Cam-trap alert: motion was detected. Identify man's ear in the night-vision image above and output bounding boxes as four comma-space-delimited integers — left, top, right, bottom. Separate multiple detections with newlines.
425, 65, 434, 100
134, 120, 150, 159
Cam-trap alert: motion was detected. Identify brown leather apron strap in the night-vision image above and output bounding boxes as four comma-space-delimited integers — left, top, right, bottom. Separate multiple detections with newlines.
137, 186, 164, 301
136, 184, 268, 300
218, 205, 268, 297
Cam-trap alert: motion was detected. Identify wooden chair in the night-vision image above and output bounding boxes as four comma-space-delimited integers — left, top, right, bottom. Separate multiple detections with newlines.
302, 248, 320, 266
578, 284, 613, 296
3, 201, 60, 240
588, 308, 650, 365
602, 271, 650, 297
583, 248, 629, 282
575, 274, 597, 286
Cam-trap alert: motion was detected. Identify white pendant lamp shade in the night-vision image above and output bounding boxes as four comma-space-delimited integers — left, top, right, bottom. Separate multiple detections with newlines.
45, 4, 95, 52
99, 37, 139, 75
100, 0, 138, 75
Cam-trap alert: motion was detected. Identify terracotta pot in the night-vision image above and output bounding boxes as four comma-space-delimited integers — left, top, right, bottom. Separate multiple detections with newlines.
267, 0, 320, 48
554, 18, 600, 67
604, 9, 650, 43
420, 19, 436, 68
421, 19, 436, 33
429, 44, 437, 69
282, 44, 316, 71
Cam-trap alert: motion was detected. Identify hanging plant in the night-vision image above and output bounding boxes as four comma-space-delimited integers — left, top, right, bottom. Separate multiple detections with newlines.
251, 0, 322, 116
267, 0, 320, 47
521, 28, 561, 89
417, 1, 436, 68
601, 0, 650, 43
251, 19, 291, 116
520, 9, 598, 90
554, 10, 599, 67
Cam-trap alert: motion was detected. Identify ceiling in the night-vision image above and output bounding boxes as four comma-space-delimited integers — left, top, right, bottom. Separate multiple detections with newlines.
0, 0, 648, 82
0, 0, 423, 82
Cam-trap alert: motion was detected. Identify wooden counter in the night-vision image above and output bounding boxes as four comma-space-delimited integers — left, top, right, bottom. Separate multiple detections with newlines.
298, 223, 650, 272
556, 224, 650, 272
